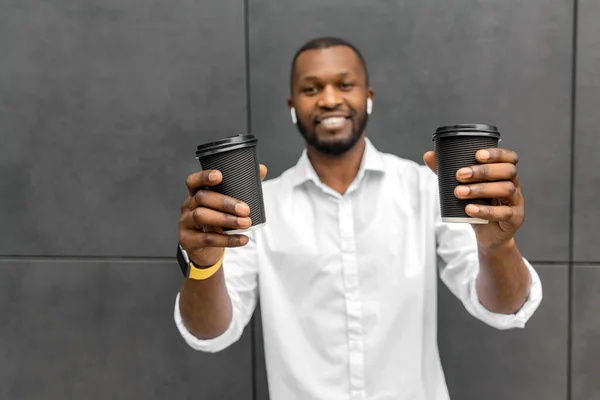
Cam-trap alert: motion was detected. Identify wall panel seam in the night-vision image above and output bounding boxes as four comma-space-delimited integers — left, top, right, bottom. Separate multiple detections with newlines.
567, 0, 579, 398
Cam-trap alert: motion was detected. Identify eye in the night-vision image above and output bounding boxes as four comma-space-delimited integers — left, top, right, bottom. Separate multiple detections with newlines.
302, 86, 319, 95
339, 82, 355, 90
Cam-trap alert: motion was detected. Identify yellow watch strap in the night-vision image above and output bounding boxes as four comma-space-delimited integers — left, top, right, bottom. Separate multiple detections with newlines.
188, 250, 225, 280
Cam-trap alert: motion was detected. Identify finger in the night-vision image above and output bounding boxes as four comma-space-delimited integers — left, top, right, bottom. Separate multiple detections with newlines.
456, 163, 517, 183
192, 189, 251, 217
181, 195, 195, 213
179, 230, 249, 250
455, 181, 517, 200
185, 170, 223, 196
260, 164, 268, 181
423, 151, 437, 174
465, 204, 517, 222
182, 207, 252, 230
475, 148, 519, 165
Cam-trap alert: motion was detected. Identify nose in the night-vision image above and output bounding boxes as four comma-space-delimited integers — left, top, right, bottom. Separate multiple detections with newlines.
317, 85, 343, 109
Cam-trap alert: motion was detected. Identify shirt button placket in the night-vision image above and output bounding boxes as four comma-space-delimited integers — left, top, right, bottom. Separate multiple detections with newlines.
339, 198, 365, 398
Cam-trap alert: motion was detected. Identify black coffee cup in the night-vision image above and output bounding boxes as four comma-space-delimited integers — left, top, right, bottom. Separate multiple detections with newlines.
432, 124, 501, 224
195, 134, 266, 234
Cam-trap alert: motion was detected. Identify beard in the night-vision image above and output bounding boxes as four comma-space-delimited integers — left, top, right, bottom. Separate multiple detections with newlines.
295, 112, 369, 156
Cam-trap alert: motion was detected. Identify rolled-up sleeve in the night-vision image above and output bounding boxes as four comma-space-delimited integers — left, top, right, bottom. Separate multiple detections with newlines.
435, 214, 543, 330
174, 231, 259, 352
463, 257, 542, 329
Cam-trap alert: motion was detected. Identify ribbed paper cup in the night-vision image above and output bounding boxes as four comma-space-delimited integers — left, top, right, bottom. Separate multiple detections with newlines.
196, 134, 266, 234
433, 124, 501, 224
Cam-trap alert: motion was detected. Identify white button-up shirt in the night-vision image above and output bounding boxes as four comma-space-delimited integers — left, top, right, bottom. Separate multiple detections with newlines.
174, 138, 543, 400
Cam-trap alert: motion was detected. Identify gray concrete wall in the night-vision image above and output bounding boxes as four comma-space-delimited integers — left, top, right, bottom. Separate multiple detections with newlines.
1, 0, 597, 398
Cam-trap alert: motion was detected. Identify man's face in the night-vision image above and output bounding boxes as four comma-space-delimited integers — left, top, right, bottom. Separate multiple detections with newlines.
289, 46, 373, 156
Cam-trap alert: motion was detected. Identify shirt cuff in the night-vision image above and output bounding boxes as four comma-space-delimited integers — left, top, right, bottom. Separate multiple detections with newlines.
173, 292, 242, 353
467, 258, 543, 330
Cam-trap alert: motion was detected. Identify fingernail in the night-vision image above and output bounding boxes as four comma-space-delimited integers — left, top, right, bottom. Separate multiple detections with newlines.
479, 150, 490, 160
235, 202, 250, 215
466, 204, 480, 214
237, 217, 252, 227
456, 186, 470, 197
457, 168, 472, 179
209, 171, 220, 182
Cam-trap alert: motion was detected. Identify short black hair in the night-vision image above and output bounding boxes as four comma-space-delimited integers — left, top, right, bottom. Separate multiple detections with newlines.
290, 36, 369, 93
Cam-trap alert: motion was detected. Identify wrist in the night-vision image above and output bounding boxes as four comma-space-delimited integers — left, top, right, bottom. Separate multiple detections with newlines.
189, 248, 225, 269
477, 236, 517, 254
477, 237, 524, 271
177, 245, 225, 280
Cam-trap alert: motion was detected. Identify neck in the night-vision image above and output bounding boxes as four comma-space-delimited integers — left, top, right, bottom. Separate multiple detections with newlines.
306, 135, 366, 195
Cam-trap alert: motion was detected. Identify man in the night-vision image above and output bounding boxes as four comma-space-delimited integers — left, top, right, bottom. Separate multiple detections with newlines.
175, 37, 542, 400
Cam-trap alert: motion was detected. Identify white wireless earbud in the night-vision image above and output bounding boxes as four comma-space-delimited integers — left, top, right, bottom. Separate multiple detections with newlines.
366, 98, 373, 115
290, 107, 297, 124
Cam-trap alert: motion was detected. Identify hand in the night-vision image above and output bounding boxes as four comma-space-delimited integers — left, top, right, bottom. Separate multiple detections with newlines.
178, 164, 268, 267
423, 148, 524, 249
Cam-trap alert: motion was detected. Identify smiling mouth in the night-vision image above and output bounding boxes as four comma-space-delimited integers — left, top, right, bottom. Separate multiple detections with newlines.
317, 116, 350, 129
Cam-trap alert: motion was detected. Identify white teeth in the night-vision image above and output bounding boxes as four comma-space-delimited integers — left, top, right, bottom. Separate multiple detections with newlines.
320, 117, 346, 127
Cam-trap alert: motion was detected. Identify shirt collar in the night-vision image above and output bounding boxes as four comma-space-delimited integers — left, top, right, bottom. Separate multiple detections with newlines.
289, 137, 385, 188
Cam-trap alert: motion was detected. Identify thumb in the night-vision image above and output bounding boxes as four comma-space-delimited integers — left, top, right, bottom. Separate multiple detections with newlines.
423, 151, 437, 175
259, 164, 268, 181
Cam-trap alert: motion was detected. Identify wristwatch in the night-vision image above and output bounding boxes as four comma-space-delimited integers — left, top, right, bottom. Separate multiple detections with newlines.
176, 244, 224, 280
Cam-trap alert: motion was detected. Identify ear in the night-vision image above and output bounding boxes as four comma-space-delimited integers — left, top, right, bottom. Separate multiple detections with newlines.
367, 87, 375, 101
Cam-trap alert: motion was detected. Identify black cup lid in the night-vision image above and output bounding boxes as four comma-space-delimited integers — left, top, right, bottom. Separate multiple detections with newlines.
433, 124, 500, 140
196, 134, 258, 158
